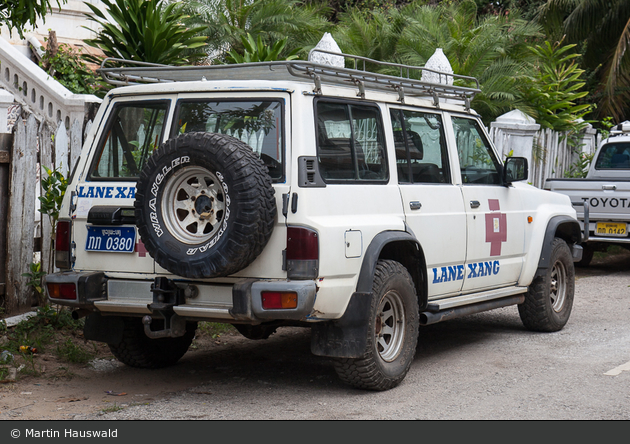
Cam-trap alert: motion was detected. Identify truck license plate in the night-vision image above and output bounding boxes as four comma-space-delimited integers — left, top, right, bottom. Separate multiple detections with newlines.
85, 226, 136, 253
595, 222, 627, 237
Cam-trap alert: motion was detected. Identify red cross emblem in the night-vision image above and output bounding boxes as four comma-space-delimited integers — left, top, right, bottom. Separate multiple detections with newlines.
485, 199, 507, 256
135, 240, 148, 257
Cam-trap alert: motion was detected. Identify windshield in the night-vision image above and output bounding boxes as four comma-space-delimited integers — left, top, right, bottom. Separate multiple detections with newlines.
595, 142, 630, 169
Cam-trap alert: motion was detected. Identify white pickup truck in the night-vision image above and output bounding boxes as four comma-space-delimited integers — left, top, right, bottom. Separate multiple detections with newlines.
545, 121, 630, 266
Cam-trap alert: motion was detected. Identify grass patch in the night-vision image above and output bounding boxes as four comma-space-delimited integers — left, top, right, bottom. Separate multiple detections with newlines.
56, 338, 96, 364
197, 322, 236, 339
100, 403, 125, 414
0, 305, 96, 378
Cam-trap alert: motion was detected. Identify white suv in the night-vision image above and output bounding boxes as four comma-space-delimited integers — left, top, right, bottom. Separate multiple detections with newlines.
44, 52, 583, 390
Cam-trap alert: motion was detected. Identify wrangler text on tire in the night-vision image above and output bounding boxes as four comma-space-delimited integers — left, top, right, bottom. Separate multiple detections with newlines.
134, 132, 276, 279
333, 260, 419, 391
518, 237, 575, 332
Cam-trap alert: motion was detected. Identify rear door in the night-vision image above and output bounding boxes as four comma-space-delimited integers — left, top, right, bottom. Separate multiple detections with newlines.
72, 97, 173, 273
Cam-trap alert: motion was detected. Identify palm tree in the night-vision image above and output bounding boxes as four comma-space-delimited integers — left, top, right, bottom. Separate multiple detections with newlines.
536, 0, 630, 121
83, 0, 208, 66
334, 1, 542, 123
182, 0, 331, 61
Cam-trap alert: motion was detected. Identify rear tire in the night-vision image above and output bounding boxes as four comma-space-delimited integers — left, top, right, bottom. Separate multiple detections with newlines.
333, 260, 419, 391
518, 238, 575, 332
234, 324, 277, 340
108, 317, 197, 369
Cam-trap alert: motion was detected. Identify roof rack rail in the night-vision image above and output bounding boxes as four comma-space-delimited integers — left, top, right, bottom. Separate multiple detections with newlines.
97, 50, 480, 108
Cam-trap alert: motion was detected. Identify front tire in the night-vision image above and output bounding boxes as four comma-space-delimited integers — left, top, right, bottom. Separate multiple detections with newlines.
333, 260, 419, 391
518, 238, 575, 332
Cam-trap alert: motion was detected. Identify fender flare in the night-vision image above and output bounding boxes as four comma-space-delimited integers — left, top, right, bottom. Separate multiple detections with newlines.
356, 229, 425, 294
311, 230, 426, 358
535, 215, 582, 276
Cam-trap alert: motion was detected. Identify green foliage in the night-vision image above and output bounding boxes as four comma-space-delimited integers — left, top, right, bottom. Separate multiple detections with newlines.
56, 338, 96, 364
0, 0, 66, 39
2, 306, 81, 354
0, 306, 88, 377
39, 42, 100, 95
564, 151, 595, 178
225, 33, 301, 63
599, 116, 616, 140
83, 0, 208, 66
333, 1, 542, 123
21, 262, 47, 306
184, 0, 330, 62
39, 165, 67, 223
197, 322, 235, 339
521, 40, 593, 132
536, 0, 630, 121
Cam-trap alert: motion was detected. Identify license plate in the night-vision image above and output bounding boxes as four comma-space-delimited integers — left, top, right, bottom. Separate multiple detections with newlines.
85, 226, 136, 253
595, 222, 627, 237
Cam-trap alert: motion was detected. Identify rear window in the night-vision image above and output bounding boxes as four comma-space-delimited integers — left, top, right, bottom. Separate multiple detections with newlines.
90, 101, 169, 179
595, 143, 630, 169
173, 99, 284, 181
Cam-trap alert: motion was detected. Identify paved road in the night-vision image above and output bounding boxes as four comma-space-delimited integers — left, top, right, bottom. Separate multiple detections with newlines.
82, 257, 630, 421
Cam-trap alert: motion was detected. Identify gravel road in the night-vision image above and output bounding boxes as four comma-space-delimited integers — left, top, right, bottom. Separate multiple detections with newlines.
75, 257, 630, 421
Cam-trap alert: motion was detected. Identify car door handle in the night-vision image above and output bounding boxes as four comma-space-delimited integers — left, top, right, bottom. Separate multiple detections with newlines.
470, 200, 480, 208
602, 185, 616, 191
409, 201, 422, 210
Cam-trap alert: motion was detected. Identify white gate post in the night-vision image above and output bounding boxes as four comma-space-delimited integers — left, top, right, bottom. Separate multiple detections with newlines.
490, 110, 540, 183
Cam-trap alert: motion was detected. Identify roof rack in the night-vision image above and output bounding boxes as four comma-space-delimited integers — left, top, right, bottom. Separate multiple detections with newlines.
97, 49, 481, 108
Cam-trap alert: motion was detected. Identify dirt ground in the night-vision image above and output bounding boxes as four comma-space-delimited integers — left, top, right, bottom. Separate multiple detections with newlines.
1, 247, 629, 420
0, 322, 267, 420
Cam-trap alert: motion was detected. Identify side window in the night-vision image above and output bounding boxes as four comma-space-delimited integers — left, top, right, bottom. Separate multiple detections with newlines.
316, 101, 388, 182
91, 101, 168, 179
390, 108, 450, 184
452, 116, 502, 185
174, 100, 284, 181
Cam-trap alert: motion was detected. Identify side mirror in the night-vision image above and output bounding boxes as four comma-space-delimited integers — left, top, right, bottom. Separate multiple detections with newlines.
503, 157, 528, 184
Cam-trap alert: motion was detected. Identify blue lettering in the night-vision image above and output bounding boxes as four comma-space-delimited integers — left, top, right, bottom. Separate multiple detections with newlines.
77, 186, 86, 197
105, 187, 113, 198
493, 260, 500, 274
95, 187, 105, 198
467, 263, 478, 279
447, 266, 456, 282
85, 187, 95, 198
457, 265, 464, 280
484, 261, 492, 276
432, 268, 442, 284
116, 187, 127, 198
440, 267, 448, 282
128, 187, 136, 199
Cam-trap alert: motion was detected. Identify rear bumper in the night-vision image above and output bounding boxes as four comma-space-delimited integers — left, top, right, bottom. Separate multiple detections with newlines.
44, 272, 318, 323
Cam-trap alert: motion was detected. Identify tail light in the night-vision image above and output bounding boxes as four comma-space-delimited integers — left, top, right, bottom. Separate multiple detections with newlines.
47, 283, 77, 300
286, 226, 318, 279
55, 221, 72, 269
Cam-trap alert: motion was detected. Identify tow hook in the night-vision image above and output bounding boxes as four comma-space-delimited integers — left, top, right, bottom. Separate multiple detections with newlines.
144, 277, 189, 338
142, 314, 186, 339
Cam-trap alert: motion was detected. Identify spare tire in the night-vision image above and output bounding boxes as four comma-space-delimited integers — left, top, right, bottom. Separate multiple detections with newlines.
134, 132, 276, 279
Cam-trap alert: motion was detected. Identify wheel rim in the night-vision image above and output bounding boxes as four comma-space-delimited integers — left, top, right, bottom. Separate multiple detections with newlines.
375, 290, 406, 362
550, 259, 567, 312
161, 166, 226, 244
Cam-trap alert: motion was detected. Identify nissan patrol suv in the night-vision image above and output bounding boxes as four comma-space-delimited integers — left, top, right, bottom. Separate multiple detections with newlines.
44, 50, 583, 391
